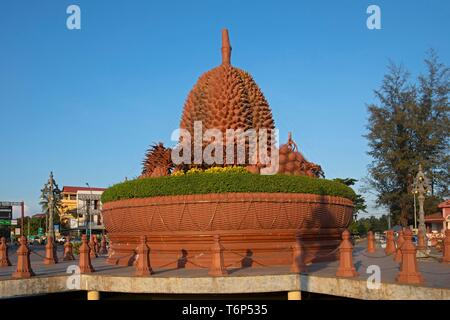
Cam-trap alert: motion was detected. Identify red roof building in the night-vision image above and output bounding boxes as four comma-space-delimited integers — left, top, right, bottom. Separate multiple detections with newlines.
425, 200, 450, 232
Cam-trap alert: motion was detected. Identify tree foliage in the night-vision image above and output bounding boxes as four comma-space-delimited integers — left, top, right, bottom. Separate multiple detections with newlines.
333, 178, 367, 219
365, 50, 449, 226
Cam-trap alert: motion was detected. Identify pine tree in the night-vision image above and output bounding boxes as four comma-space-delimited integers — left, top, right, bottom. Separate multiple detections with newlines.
365, 51, 449, 226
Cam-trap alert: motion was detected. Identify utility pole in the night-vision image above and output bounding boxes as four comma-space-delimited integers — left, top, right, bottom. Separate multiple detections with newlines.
20, 201, 24, 237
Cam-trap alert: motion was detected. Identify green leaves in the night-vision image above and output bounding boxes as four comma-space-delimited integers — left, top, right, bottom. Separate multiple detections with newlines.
365, 51, 449, 225
101, 173, 356, 203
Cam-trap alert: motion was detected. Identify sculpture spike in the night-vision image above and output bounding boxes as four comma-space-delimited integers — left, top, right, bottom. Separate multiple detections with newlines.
221, 29, 232, 65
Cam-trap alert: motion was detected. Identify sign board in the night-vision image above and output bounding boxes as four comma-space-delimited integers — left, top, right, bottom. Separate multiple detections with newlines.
14, 228, 21, 235
38, 227, 44, 236
11, 219, 17, 226
0, 219, 11, 225
0, 202, 22, 207
0, 206, 12, 220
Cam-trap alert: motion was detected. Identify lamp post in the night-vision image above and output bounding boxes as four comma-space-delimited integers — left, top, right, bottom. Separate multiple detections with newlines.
413, 164, 430, 238
85, 183, 93, 239
47, 172, 55, 239
46, 172, 61, 240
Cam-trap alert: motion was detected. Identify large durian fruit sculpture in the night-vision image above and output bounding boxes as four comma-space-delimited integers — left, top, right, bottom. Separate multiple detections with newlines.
140, 29, 323, 178
179, 29, 275, 168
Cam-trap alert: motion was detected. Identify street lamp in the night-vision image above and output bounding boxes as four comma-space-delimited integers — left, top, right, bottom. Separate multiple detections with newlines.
85, 182, 94, 239
46, 172, 61, 239
413, 164, 430, 237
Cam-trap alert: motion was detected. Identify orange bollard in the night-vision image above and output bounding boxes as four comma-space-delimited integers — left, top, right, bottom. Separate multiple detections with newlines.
89, 235, 98, 259
394, 231, 405, 263
291, 239, 307, 273
385, 230, 396, 255
0, 237, 12, 267
336, 230, 359, 278
12, 236, 35, 279
417, 230, 426, 251
44, 236, 58, 265
135, 235, 153, 276
442, 229, 450, 263
367, 231, 376, 253
94, 236, 100, 255
396, 229, 424, 284
79, 235, 95, 273
63, 236, 75, 261
99, 236, 108, 255
208, 235, 228, 276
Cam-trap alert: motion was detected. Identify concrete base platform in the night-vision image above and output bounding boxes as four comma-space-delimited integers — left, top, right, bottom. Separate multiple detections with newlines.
0, 242, 449, 300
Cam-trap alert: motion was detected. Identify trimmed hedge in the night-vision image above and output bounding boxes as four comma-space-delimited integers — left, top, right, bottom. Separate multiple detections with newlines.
101, 173, 356, 203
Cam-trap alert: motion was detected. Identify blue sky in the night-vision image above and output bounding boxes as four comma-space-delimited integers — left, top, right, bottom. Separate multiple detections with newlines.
1, 0, 449, 217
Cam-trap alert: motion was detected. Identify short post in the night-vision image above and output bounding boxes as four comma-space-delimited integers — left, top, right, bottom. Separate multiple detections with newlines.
367, 231, 376, 253
135, 235, 153, 276
394, 231, 405, 263
0, 237, 12, 267
89, 235, 98, 259
291, 239, 307, 273
385, 230, 396, 255
99, 236, 108, 255
94, 236, 100, 255
442, 229, 450, 263
79, 234, 95, 273
208, 235, 228, 276
396, 229, 424, 284
44, 236, 58, 265
63, 236, 75, 261
336, 230, 359, 278
12, 236, 35, 279
417, 229, 426, 251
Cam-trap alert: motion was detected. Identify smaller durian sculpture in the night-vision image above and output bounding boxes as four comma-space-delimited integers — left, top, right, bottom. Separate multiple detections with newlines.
140, 143, 173, 178
277, 133, 324, 178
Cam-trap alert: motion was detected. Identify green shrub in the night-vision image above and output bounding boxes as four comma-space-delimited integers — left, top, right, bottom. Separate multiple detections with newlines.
102, 173, 356, 203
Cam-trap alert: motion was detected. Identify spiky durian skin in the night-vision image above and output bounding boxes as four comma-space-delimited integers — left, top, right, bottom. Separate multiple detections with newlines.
141, 143, 173, 178
179, 64, 275, 166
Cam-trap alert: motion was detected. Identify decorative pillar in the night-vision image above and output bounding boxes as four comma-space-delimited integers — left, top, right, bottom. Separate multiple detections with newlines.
385, 230, 396, 255
396, 229, 424, 284
208, 235, 228, 276
99, 236, 108, 255
94, 236, 100, 255
12, 236, 35, 279
135, 235, 153, 276
0, 237, 12, 267
367, 231, 376, 253
79, 234, 95, 273
336, 230, 359, 278
394, 231, 405, 263
44, 236, 58, 265
442, 229, 450, 263
89, 235, 98, 259
417, 229, 426, 251
414, 165, 429, 241
63, 236, 75, 261
291, 239, 307, 273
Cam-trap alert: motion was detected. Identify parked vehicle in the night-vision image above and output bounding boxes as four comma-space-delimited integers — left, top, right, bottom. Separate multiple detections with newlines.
27, 235, 42, 245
